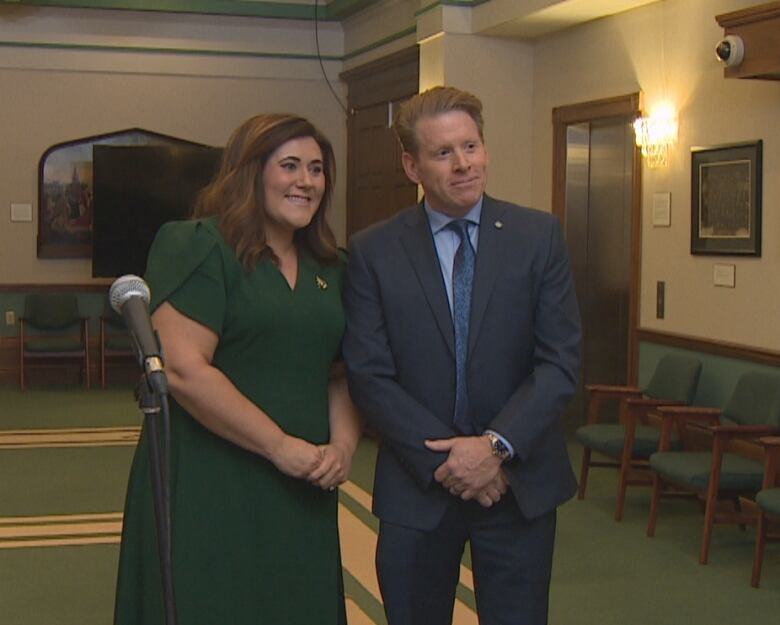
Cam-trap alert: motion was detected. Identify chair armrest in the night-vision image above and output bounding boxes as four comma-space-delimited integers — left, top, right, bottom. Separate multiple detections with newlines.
585, 384, 642, 395
622, 398, 683, 428
654, 405, 722, 421
584, 385, 643, 425
710, 425, 777, 437
625, 397, 684, 407
652, 406, 721, 451
759, 436, 780, 447
707, 425, 777, 460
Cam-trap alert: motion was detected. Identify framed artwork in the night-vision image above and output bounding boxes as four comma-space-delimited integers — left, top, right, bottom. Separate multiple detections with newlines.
37, 129, 207, 258
691, 140, 762, 256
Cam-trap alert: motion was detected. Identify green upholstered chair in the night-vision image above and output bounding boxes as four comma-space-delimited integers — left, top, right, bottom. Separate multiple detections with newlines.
647, 371, 780, 565
99, 297, 135, 388
19, 293, 90, 391
576, 354, 702, 521
752, 436, 780, 587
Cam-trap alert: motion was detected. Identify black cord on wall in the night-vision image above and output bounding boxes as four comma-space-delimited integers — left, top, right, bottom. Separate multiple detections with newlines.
314, 0, 350, 117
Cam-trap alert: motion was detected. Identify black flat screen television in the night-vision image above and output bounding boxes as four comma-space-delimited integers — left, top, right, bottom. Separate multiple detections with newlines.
92, 144, 222, 278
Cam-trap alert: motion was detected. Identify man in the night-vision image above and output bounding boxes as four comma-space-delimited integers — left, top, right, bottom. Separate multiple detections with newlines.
342, 86, 581, 625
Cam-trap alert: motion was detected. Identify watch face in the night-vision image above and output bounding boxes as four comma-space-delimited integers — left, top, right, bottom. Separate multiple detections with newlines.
489, 434, 510, 459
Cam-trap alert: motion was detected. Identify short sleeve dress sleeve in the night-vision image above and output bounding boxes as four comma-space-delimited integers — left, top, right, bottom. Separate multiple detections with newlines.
144, 219, 235, 336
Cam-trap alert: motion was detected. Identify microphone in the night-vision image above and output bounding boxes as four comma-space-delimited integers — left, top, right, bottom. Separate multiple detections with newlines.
109, 275, 167, 393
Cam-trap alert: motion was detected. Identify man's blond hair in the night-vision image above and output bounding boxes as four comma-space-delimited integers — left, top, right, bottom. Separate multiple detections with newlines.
394, 86, 484, 156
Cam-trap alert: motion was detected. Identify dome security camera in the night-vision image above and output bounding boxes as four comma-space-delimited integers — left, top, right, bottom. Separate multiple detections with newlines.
715, 34, 744, 67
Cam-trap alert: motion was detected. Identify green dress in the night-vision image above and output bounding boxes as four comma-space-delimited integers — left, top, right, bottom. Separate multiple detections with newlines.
114, 218, 347, 625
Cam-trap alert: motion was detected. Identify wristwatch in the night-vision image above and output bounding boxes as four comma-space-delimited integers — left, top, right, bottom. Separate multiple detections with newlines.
485, 432, 512, 461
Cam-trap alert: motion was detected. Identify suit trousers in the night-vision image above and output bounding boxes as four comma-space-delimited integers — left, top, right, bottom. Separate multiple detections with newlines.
376, 494, 557, 625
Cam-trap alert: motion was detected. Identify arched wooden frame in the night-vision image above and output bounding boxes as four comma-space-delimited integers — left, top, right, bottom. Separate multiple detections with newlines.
38, 128, 209, 259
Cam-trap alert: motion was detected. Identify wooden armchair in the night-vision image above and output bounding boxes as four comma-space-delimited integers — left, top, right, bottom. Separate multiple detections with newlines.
19, 293, 90, 391
576, 354, 702, 520
752, 436, 780, 587
646, 371, 780, 565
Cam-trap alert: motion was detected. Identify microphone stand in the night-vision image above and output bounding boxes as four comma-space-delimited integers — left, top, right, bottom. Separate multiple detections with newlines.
135, 357, 178, 625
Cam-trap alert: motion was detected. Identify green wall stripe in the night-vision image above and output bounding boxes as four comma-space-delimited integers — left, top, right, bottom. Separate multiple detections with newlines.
0, 0, 394, 20
0, 26, 415, 62
343, 26, 416, 60
327, 0, 383, 20
1, 2, 420, 61
415, 0, 478, 18
342, 568, 387, 625
0, 39, 341, 61
1, 0, 328, 20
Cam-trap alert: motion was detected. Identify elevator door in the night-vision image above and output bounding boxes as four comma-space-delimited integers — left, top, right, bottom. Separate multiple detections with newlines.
565, 118, 634, 428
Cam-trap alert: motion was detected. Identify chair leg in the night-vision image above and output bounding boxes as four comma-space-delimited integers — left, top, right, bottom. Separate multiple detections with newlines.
83, 321, 90, 390
699, 487, 721, 565
19, 320, 25, 391
647, 473, 662, 537
615, 465, 629, 522
700, 442, 726, 565
734, 497, 747, 531
578, 447, 592, 499
751, 511, 766, 588
615, 443, 635, 522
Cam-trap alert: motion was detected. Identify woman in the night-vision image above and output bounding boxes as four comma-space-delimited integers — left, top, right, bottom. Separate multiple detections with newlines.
114, 114, 361, 625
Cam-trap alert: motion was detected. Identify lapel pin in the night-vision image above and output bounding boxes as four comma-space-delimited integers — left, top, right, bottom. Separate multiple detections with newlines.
494, 220, 504, 229
315, 275, 328, 290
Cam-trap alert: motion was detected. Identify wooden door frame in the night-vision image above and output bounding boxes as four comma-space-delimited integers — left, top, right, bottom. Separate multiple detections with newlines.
552, 93, 642, 385
340, 46, 419, 239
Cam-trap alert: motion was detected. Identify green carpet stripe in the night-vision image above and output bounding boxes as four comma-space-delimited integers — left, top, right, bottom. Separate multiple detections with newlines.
343, 568, 387, 625
0, 535, 121, 549
0, 513, 122, 526
455, 581, 476, 610
339, 489, 379, 532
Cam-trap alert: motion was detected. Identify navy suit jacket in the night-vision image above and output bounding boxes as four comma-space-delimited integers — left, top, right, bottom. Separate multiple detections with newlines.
342, 196, 581, 530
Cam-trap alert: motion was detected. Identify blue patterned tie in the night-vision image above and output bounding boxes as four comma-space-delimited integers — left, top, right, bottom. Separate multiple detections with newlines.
448, 219, 475, 435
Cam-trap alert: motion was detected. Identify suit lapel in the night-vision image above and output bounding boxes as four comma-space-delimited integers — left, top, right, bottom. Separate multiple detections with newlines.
469, 197, 505, 357
399, 205, 456, 357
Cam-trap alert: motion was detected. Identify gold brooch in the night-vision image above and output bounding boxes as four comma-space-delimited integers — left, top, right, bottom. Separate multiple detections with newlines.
315, 275, 328, 290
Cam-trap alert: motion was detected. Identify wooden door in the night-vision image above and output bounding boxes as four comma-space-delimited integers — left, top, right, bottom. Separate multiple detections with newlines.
349, 101, 418, 236
341, 47, 419, 239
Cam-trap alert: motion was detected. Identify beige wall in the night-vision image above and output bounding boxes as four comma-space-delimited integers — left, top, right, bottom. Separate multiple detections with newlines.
0, 7, 347, 284
419, 33, 535, 207
3, 1, 779, 352
341, 0, 417, 70
531, 0, 780, 350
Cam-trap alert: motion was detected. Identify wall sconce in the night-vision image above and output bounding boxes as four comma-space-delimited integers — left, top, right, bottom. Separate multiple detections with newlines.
633, 106, 678, 168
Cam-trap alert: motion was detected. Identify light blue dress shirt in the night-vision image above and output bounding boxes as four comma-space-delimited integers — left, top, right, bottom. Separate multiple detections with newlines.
424, 200, 482, 313
424, 198, 514, 459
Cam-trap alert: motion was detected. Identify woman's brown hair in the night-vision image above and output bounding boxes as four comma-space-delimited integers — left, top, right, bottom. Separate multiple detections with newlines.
193, 113, 338, 269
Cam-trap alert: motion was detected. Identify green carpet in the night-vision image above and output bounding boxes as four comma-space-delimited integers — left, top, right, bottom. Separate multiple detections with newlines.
0, 387, 141, 429
0, 387, 778, 625
0, 447, 134, 516
550, 449, 780, 623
